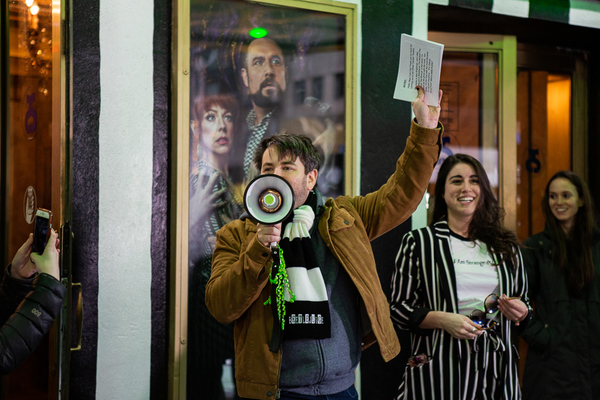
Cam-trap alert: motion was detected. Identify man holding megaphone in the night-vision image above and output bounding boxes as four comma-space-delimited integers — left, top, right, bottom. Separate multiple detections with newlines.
206, 87, 443, 400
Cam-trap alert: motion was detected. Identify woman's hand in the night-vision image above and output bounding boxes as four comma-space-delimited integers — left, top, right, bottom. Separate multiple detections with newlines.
497, 294, 529, 326
412, 86, 443, 129
11, 234, 36, 279
420, 311, 483, 340
190, 172, 226, 228
188, 173, 226, 260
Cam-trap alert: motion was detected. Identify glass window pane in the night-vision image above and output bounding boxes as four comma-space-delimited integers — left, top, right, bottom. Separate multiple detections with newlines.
312, 76, 323, 100
294, 80, 306, 105
186, 1, 347, 397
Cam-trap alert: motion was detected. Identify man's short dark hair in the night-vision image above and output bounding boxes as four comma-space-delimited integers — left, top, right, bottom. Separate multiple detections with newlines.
253, 132, 321, 174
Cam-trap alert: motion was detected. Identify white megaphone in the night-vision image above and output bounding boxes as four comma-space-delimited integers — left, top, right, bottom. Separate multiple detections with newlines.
243, 174, 295, 225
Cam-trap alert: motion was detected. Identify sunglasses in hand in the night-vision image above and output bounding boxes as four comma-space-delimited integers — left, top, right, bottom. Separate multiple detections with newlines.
469, 293, 521, 330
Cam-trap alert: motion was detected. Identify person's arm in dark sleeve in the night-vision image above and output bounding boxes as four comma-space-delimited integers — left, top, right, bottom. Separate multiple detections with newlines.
0, 273, 65, 374
0, 266, 35, 325
518, 242, 554, 350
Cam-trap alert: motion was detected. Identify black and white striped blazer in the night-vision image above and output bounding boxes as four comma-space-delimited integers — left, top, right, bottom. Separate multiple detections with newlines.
390, 221, 528, 400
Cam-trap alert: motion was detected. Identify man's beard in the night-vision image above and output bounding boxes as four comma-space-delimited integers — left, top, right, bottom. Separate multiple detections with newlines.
249, 80, 284, 109
292, 176, 311, 210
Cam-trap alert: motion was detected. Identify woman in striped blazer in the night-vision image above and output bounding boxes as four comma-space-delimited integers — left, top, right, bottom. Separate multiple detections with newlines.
390, 154, 531, 399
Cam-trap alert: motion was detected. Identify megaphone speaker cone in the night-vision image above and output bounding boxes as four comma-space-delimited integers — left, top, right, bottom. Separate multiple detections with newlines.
259, 189, 282, 213
244, 174, 295, 225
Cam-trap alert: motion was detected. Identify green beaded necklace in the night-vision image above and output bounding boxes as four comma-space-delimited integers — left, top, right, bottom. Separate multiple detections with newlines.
264, 246, 296, 330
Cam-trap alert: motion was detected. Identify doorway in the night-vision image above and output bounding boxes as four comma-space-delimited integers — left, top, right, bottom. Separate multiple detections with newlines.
516, 43, 587, 241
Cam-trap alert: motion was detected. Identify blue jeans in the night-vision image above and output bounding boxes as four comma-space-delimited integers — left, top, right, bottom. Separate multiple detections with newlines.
278, 386, 359, 400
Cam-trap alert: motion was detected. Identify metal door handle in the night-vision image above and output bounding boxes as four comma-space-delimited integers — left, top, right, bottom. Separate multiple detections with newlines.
71, 282, 83, 351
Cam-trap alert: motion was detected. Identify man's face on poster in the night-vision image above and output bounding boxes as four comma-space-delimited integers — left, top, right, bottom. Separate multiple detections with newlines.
242, 38, 287, 110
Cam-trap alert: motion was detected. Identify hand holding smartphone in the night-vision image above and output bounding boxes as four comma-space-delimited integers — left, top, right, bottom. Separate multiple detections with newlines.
32, 208, 52, 255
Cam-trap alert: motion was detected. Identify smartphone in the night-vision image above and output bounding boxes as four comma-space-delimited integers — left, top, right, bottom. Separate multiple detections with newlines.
32, 208, 52, 255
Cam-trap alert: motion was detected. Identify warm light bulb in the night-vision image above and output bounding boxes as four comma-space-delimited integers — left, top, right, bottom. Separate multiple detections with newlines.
26, 0, 34, 7
30, 4, 39, 15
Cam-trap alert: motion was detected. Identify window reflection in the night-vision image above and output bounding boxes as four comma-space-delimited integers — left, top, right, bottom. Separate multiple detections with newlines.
186, 1, 348, 398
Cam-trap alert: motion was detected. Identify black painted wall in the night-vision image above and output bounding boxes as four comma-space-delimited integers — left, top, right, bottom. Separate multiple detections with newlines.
360, 1, 414, 399
150, 1, 171, 399
71, 0, 100, 397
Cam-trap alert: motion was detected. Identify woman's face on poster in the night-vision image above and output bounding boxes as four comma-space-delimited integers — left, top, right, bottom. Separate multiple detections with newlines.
199, 105, 234, 156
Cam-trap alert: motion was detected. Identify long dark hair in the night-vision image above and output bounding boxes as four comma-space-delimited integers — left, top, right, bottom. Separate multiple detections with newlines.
433, 154, 520, 266
542, 171, 597, 294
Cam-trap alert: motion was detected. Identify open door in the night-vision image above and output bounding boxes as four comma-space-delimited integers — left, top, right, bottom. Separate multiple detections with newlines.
1, 0, 76, 398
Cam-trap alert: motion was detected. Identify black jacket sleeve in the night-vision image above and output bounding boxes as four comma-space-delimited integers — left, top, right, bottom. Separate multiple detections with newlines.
0, 266, 35, 323
0, 268, 66, 374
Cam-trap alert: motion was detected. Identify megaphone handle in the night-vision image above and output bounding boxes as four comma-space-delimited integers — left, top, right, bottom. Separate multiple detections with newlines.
270, 243, 280, 270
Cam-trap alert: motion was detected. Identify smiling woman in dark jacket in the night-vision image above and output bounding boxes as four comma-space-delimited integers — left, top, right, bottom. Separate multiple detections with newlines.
520, 171, 600, 399
0, 230, 66, 374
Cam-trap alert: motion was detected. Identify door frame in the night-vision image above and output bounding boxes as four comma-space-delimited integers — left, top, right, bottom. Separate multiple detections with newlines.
54, 0, 77, 398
